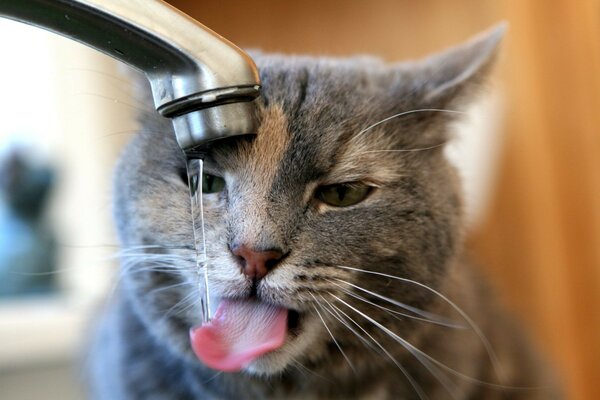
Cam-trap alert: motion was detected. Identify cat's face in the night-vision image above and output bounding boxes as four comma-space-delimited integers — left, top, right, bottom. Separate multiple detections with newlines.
114, 28, 501, 377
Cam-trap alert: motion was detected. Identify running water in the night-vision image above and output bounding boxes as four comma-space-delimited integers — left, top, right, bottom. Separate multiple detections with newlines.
186, 158, 211, 323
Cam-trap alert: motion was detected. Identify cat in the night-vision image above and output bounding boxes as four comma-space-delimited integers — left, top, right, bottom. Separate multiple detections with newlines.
88, 25, 561, 399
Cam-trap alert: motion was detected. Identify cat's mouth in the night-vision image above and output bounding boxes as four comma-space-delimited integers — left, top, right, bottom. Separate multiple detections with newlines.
189, 298, 303, 372
287, 309, 302, 333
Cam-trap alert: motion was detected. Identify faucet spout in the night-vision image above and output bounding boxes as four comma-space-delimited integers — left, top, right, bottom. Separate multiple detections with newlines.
0, 0, 261, 151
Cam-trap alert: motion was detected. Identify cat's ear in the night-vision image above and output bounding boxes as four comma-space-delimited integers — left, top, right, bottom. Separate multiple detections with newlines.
404, 23, 506, 109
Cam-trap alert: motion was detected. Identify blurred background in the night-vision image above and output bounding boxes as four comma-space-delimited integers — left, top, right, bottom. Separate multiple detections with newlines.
1, 1, 598, 399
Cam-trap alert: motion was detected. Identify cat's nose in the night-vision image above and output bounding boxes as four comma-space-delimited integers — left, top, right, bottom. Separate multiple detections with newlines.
231, 244, 284, 280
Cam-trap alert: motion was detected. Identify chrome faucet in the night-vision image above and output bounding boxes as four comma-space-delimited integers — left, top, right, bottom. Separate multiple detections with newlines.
0, 0, 261, 153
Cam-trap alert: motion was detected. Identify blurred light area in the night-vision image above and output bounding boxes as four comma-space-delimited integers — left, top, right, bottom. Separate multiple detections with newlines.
0, 17, 138, 398
0, 19, 59, 162
446, 87, 505, 229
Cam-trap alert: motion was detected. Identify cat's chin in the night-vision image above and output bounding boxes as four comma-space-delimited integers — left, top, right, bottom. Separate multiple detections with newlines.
241, 351, 295, 376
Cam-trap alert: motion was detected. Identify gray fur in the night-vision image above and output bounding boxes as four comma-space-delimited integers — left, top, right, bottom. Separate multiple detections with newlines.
88, 26, 561, 399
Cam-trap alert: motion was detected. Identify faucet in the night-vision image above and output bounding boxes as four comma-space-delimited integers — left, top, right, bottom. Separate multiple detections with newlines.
0, 0, 261, 153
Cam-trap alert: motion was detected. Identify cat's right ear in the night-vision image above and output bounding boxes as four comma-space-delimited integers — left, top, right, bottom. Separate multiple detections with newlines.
400, 23, 506, 110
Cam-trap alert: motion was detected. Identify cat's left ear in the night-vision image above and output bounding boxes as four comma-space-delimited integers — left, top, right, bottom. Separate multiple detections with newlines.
405, 23, 506, 109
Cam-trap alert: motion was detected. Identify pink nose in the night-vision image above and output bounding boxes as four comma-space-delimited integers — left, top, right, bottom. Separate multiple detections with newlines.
231, 244, 284, 280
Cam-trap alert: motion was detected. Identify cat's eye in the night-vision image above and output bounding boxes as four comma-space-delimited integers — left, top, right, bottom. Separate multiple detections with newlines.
179, 169, 225, 194
201, 174, 225, 193
315, 182, 373, 207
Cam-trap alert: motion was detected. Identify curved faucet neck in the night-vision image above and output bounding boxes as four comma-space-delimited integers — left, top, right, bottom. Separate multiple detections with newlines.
0, 0, 261, 151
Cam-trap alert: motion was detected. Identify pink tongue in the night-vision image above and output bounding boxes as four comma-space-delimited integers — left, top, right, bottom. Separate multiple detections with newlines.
190, 299, 288, 372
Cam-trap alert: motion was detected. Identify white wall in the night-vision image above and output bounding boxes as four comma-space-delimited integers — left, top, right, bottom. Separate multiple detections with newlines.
0, 18, 142, 398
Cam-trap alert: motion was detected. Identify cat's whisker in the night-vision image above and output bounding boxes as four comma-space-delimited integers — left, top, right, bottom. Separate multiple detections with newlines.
117, 254, 187, 259
118, 258, 187, 268
419, 357, 463, 400
405, 341, 539, 391
117, 246, 193, 254
331, 293, 459, 399
120, 270, 186, 278
331, 289, 526, 393
201, 370, 224, 385
321, 293, 428, 400
119, 244, 193, 251
114, 246, 194, 262
352, 108, 466, 141
162, 290, 199, 320
118, 265, 192, 278
116, 254, 193, 265
108, 247, 186, 262
104, 264, 181, 305
173, 300, 200, 319
333, 265, 504, 382
108, 260, 193, 304
340, 289, 528, 391
317, 294, 384, 355
310, 294, 356, 374
288, 359, 308, 378
336, 284, 464, 329
328, 278, 462, 328
289, 358, 331, 383
330, 277, 463, 328
360, 142, 447, 154
111, 255, 189, 265
116, 257, 192, 265
123, 266, 189, 273
148, 281, 193, 295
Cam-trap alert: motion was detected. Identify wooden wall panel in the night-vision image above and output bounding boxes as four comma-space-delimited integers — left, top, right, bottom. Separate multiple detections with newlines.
471, 1, 600, 399
168, 1, 600, 398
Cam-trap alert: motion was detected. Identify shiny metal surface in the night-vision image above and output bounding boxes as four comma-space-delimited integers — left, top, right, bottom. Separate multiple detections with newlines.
173, 102, 258, 151
0, 0, 260, 151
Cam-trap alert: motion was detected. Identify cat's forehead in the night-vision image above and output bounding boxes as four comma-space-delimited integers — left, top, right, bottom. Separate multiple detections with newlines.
256, 54, 388, 120
210, 55, 408, 186
211, 103, 330, 188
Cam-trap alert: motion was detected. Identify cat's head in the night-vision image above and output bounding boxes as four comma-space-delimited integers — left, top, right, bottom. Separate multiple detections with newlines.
114, 26, 503, 377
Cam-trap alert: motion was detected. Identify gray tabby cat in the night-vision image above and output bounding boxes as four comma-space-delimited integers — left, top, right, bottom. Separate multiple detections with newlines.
88, 26, 561, 399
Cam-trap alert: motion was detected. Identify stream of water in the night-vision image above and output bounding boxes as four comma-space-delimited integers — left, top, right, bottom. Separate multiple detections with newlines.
186, 158, 211, 324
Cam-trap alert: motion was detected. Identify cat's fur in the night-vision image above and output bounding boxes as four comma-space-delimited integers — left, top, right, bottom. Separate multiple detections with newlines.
88, 26, 561, 399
